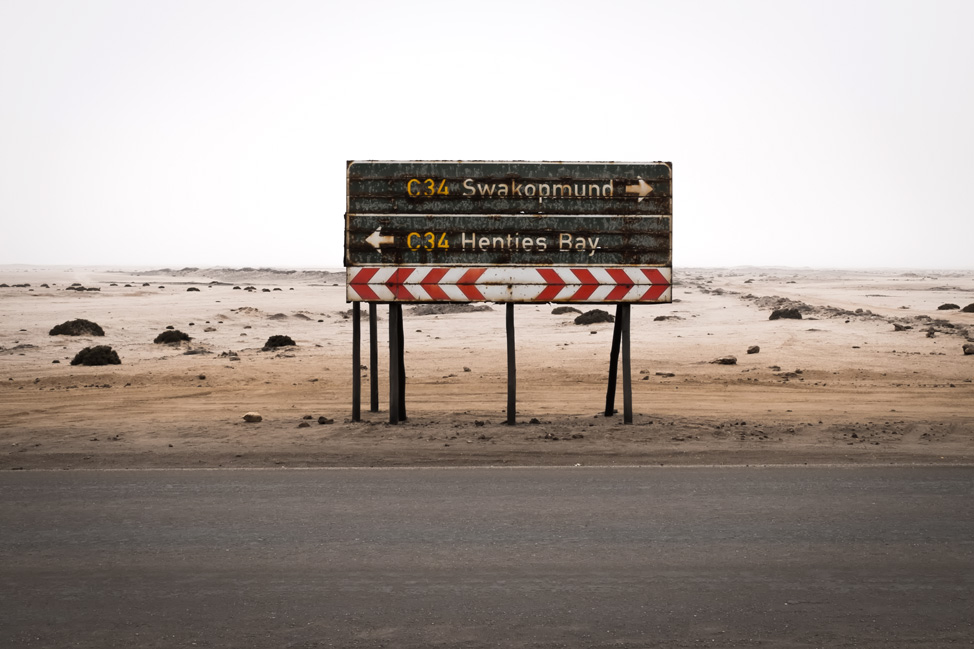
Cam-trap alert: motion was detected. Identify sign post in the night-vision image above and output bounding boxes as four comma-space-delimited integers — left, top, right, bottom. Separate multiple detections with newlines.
345, 161, 672, 423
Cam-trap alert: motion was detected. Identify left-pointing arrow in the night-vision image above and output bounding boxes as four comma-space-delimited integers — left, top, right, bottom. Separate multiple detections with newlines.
365, 227, 395, 250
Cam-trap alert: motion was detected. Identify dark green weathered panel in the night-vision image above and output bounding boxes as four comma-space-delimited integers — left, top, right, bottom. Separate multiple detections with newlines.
347, 161, 672, 216
345, 214, 671, 267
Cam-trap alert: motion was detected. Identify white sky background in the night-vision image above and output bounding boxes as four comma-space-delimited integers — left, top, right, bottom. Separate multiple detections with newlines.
1, 0, 971, 269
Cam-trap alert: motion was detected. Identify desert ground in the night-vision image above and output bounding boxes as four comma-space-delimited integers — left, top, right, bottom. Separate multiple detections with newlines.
1, 265, 972, 469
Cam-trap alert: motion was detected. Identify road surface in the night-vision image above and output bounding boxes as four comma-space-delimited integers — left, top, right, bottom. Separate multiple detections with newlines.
1, 466, 972, 647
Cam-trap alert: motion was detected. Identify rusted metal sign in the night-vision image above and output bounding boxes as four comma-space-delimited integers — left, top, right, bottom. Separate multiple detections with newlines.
346, 214, 670, 267
345, 160, 672, 304
347, 161, 671, 215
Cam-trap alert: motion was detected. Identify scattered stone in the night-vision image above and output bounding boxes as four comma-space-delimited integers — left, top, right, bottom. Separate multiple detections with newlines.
893, 323, 912, 331
960, 303, 974, 313
656, 372, 675, 377
268, 313, 289, 320
711, 356, 738, 365
769, 308, 802, 320
297, 422, 311, 428
49, 319, 105, 336
964, 343, 974, 355
204, 327, 217, 332
71, 345, 121, 366
198, 374, 206, 380
529, 418, 541, 424
747, 345, 760, 354
242, 412, 262, 423
551, 306, 582, 315
938, 303, 960, 310
574, 309, 614, 325
463, 366, 471, 372
186, 287, 200, 292
318, 416, 334, 425
408, 303, 493, 316
263, 335, 296, 350
154, 330, 192, 344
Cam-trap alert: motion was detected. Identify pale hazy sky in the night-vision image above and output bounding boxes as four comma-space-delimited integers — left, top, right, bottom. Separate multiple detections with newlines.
1, 0, 971, 269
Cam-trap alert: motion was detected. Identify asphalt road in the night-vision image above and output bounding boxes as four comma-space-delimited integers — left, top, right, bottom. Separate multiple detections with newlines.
1, 466, 972, 648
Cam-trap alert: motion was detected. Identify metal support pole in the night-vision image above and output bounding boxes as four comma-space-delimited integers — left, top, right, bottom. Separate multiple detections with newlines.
369, 303, 379, 412
397, 303, 406, 422
389, 303, 400, 425
605, 305, 624, 416
506, 303, 516, 426
621, 303, 633, 424
352, 302, 361, 422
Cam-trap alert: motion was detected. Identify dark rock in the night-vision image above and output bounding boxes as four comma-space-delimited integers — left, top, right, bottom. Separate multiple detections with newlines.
964, 343, 974, 355
71, 345, 121, 366
318, 416, 334, 425
263, 335, 296, 350
187, 287, 200, 292
297, 422, 311, 428
551, 306, 582, 315
962, 304, 974, 313
154, 330, 192, 344
747, 345, 760, 354
938, 303, 960, 310
769, 308, 802, 320
408, 303, 493, 316
574, 309, 614, 325
711, 356, 738, 365
49, 319, 105, 336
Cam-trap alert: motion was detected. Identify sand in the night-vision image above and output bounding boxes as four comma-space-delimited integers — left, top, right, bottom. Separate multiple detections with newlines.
1, 265, 972, 469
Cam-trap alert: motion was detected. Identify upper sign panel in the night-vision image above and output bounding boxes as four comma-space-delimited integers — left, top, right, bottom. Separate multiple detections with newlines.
347, 161, 672, 215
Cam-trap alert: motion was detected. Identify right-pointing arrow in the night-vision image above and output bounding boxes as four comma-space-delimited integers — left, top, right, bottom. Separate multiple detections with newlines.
624, 178, 653, 202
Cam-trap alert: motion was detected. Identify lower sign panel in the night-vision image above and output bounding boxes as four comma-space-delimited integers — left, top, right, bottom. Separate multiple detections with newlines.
347, 266, 672, 304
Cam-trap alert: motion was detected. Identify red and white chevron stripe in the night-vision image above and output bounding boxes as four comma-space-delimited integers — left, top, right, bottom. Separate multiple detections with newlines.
346, 267, 672, 303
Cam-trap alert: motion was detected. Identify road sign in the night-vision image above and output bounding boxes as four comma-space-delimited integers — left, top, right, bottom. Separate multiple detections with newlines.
346, 161, 671, 215
344, 161, 672, 304
347, 266, 672, 303
345, 214, 671, 267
